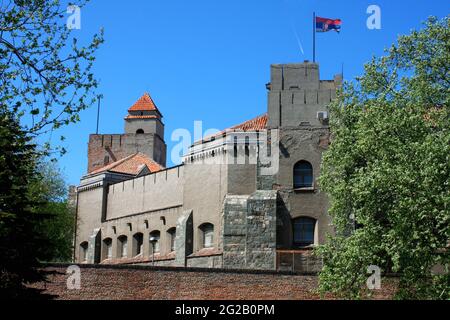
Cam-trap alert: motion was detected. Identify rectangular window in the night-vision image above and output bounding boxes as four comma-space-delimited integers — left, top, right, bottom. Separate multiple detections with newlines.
293, 218, 315, 246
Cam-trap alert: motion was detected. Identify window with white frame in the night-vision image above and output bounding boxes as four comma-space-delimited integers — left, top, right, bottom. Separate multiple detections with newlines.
200, 223, 214, 249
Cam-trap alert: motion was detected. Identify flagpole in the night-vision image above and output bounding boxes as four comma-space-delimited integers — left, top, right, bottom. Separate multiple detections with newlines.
313, 12, 316, 63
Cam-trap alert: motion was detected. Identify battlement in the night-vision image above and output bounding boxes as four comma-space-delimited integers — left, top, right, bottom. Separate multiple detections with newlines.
87, 133, 166, 173
106, 165, 184, 220
267, 62, 341, 128
270, 62, 320, 91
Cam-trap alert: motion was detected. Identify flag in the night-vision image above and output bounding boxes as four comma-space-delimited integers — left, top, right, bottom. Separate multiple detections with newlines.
316, 16, 342, 33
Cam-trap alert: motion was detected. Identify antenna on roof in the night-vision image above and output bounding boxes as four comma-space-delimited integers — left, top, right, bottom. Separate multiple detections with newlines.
96, 94, 102, 134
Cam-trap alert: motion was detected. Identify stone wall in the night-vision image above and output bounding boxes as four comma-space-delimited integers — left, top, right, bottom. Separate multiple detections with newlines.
222, 191, 277, 270
106, 166, 184, 220
30, 264, 397, 300
223, 195, 248, 269
186, 255, 223, 268
267, 63, 341, 129
246, 191, 277, 270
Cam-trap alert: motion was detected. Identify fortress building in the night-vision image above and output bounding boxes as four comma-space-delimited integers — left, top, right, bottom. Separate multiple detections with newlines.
74, 61, 342, 271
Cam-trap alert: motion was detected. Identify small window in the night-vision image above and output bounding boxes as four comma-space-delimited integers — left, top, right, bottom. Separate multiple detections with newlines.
118, 235, 128, 258
167, 228, 176, 252
245, 136, 250, 158
80, 242, 88, 262
293, 217, 316, 247
149, 230, 161, 253
200, 223, 214, 249
136, 129, 144, 134
103, 238, 112, 260
133, 233, 143, 257
294, 161, 313, 189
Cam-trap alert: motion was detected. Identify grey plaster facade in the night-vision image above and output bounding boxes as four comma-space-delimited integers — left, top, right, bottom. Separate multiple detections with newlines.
74, 61, 340, 271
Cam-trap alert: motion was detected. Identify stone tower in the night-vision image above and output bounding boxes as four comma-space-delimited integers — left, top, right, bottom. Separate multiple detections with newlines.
87, 93, 167, 173
222, 61, 342, 271
267, 61, 342, 128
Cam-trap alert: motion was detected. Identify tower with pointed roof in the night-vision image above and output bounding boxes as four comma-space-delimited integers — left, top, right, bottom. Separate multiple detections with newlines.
124, 92, 164, 137
87, 93, 166, 173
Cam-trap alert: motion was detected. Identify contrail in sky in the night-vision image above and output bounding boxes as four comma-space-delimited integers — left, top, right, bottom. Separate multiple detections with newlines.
282, 0, 305, 56
291, 21, 305, 55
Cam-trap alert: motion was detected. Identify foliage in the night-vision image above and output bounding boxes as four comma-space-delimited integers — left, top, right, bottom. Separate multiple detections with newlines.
0, 109, 47, 299
0, 111, 75, 298
31, 162, 75, 263
0, 0, 102, 298
0, 0, 103, 153
317, 17, 449, 299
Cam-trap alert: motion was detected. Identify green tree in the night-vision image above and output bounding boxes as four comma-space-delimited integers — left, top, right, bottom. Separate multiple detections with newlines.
0, 113, 74, 298
0, 0, 102, 298
318, 17, 449, 299
0, 109, 47, 299
30, 162, 75, 263
0, 0, 103, 149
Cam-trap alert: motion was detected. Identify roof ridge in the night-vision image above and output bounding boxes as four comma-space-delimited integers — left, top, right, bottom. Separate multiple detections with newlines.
128, 92, 160, 113
89, 152, 164, 176
89, 153, 139, 174
228, 113, 268, 131
193, 113, 268, 145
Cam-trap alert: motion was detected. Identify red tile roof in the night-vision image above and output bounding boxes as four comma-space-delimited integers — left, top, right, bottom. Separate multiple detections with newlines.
228, 113, 268, 132
195, 113, 268, 145
90, 153, 163, 175
128, 93, 159, 113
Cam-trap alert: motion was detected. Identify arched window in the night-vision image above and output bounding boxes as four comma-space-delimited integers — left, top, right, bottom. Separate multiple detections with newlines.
133, 233, 143, 257
102, 238, 112, 260
117, 235, 128, 258
149, 230, 161, 253
199, 223, 214, 249
294, 161, 313, 189
293, 217, 316, 247
167, 227, 176, 252
80, 242, 88, 262
136, 129, 144, 134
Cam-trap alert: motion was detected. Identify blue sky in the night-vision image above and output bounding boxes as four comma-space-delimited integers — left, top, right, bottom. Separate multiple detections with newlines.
51, 0, 449, 185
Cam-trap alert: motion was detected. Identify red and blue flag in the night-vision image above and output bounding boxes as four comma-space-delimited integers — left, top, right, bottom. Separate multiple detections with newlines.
316, 16, 342, 33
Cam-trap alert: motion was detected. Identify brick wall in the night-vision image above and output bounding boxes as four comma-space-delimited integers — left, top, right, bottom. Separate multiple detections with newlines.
29, 264, 397, 300
88, 134, 127, 173
87, 133, 161, 173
